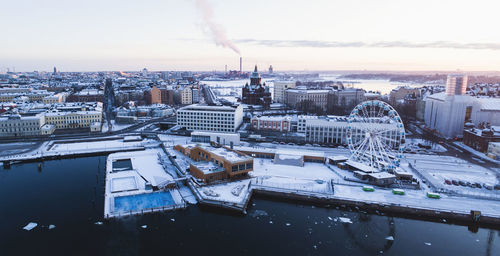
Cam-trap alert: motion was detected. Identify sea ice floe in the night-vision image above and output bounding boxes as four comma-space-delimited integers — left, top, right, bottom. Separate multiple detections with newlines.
141, 225, 147, 229
425, 242, 432, 246
327, 217, 333, 221
48, 225, 56, 230
250, 210, 269, 218
170, 218, 175, 222
385, 236, 394, 241
337, 217, 353, 224
23, 222, 37, 231
285, 223, 291, 226
94, 221, 103, 225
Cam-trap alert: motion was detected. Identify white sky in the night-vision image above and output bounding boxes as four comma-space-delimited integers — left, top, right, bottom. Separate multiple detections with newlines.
1, 0, 499, 72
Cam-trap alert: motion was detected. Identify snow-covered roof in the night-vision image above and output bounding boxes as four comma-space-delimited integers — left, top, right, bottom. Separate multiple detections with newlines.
192, 161, 225, 174
475, 98, 500, 111
345, 160, 379, 173
178, 104, 241, 112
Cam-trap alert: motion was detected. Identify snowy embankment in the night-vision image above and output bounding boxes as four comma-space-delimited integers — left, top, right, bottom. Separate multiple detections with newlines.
453, 142, 500, 164
0, 139, 157, 162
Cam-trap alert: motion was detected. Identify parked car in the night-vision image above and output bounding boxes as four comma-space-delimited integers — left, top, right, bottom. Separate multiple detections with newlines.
474, 183, 482, 189
313, 144, 321, 147
287, 142, 295, 146
279, 142, 286, 145
458, 181, 466, 186
272, 141, 279, 144
452, 180, 459, 186
484, 184, 493, 190
466, 182, 473, 187
494, 184, 500, 190
444, 180, 452, 185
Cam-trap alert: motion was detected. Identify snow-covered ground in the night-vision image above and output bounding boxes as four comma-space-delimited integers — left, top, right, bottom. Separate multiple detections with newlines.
157, 134, 192, 146
405, 138, 447, 153
405, 154, 500, 199
198, 179, 251, 204
453, 141, 500, 164
48, 139, 154, 153
100, 120, 135, 133
0, 137, 159, 161
251, 159, 340, 181
333, 184, 500, 217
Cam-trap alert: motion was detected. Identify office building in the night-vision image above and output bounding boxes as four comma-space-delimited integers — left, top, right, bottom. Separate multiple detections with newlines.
176, 104, 243, 132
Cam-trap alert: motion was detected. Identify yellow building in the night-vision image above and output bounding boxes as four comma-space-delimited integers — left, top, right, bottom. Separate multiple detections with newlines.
44, 110, 102, 130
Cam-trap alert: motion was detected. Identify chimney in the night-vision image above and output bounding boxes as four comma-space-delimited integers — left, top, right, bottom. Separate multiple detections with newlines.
239, 57, 242, 73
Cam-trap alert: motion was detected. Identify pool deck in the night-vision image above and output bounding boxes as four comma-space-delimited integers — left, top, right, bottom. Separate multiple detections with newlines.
104, 149, 187, 219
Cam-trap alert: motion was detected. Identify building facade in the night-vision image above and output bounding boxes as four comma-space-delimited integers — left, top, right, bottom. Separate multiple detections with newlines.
445, 74, 467, 96
149, 86, 174, 105
44, 110, 102, 130
181, 86, 193, 105
424, 92, 474, 138
273, 80, 296, 103
463, 127, 500, 153
176, 104, 243, 132
285, 88, 330, 110
250, 115, 291, 132
0, 113, 45, 137
389, 86, 421, 105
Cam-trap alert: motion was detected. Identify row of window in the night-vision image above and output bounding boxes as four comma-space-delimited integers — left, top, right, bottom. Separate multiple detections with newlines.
231, 163, 253, 172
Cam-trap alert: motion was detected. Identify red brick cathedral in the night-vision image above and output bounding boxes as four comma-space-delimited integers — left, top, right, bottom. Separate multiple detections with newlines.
241, 65, 271, 108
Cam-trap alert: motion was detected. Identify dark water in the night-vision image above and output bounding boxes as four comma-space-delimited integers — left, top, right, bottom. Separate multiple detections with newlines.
0, 156, 499, 256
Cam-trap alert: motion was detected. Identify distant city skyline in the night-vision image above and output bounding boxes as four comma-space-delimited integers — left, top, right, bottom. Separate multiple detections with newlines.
1, 0, 500, 72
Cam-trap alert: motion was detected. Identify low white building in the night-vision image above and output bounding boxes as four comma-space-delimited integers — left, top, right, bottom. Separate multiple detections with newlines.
298, 115, 402, 145
191, 131, 240, 146
177, 104, 243, 133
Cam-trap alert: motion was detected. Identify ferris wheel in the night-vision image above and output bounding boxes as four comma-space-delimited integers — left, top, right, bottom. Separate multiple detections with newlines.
347, 100, 405, 171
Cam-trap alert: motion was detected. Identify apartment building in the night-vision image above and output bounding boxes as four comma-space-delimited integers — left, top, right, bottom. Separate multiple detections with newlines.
181, 86, 193, 105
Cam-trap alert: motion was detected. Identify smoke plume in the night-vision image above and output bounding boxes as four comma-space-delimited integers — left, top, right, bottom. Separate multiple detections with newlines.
195, 0, 241, 55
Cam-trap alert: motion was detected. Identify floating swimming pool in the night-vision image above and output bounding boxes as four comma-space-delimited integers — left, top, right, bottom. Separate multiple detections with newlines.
113, 192, 175, 213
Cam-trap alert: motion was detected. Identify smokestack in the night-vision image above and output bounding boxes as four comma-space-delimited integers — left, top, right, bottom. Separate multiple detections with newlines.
240, 57, 242, 73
